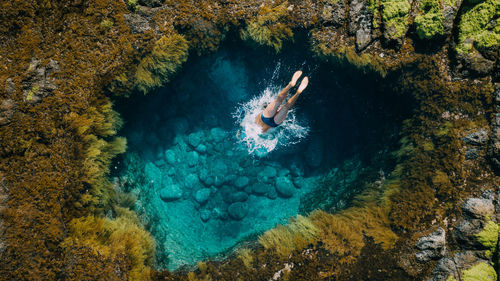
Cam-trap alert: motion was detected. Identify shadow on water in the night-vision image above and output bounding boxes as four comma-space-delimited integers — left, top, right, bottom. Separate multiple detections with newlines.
113, 38, 414, 270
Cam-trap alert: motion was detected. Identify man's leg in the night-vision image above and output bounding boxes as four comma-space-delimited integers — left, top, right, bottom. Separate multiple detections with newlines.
273, 76, 308, 124
263, 71, 302, 118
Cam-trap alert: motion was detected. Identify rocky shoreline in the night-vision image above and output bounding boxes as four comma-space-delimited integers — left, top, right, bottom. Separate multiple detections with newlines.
0, 0, 498, 280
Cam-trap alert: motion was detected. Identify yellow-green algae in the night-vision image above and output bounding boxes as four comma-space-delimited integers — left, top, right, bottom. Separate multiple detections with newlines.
447, 262, 497, 281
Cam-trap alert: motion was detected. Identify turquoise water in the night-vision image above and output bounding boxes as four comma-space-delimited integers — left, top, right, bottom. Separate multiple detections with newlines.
114, 42, 410, 270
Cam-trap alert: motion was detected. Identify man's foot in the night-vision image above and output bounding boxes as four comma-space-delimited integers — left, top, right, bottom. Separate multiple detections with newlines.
290, 70, 303, 87
297, 76, 309, 93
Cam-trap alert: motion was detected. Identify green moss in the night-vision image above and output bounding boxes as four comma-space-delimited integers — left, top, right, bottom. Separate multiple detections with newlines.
381, 0, 411, 38
240, 2, 293, 52
135, 33, 189, 93
127, 0, 137, 11
457, 0, 499, 54
415, 12, 445, 39
461, 262, 497, 281
476, 220, 499, 252
25, 85, 39, 101
100, 19, 113, 29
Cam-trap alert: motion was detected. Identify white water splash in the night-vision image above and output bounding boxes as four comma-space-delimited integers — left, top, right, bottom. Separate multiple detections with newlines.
233, 86, 309, 157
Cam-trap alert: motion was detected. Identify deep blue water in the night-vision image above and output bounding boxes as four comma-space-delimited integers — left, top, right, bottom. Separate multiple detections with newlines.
114, 41, 410, 270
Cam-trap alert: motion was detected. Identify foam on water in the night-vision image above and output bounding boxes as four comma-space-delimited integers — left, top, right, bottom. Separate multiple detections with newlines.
233, 86, 309, 157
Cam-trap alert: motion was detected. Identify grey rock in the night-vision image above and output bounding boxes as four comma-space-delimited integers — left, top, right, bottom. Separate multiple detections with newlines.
414, 227, 446, 263
200, 209, 211, 222
463, 129, 489, 145
194, 188, 211, 204
195, 144, 207, 153
187, 131, 203, 147
165, 149, 176, 164
123, 12, 152, 34
252, 183, 272, 195
275, 177, 295, 198
5, 78, 15, 95
186, 151, 199, 167
462, 198, 494, 219
267, 186, 278, 200
231, 191, 249, 203
159, 184, 183, 202
22, 58, 59, 104
234, 176, 250, 189
465, 148, 479, 160
258, 166, 277, 181
210, 128, 227, 142
184, 174, 200, 189
228, 202, 248, 220
454, 218, 484, 248
0, 99, 16, 126
138, 0, 163, 7
321, 0, 346, 27
429, 257, 457, 281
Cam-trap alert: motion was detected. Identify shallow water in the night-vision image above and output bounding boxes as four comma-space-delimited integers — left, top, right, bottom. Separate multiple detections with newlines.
115, 41, 410, 270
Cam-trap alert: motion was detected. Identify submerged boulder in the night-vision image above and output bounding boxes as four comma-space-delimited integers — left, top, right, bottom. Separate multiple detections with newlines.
187, 131, 204, 147
234, 176, 250, 189
252, 183, 272, 195
228, 202, 248, 220
159, 184, 183, 202
194, 188, 211, 204
231, 191, 249, 203
414, 228, 446, 263
210, 128, 227, 142
275, 176, 295, 198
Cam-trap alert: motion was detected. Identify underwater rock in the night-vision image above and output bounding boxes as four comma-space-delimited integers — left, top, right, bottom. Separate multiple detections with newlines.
195, 144, 207, 153
267, 186, 278, 200
292, 177, 314, 189
187, 131, 203, 147
159, 185, 183, 202
165, 149, 176, 164
145, 162, 162, 188
227, 202, 248, 220
200, 209, 211, 222
194, 188, 211, 204
22, 58, 59, 104
230, 191, 249, 203
305, 138, 324, 168
252, 183, 272, 195
210, 128, 227, 142
184, 174, 201, 189
463, 130, 489, 146
234, 176, 250, 189
186, 151, 199, 166
123, 13, 152, 34
414, 227, 446, 263
212, 159, 228, 175
462, 198, 494, 219
275, 177, 295, 198
258, 166, 277, 182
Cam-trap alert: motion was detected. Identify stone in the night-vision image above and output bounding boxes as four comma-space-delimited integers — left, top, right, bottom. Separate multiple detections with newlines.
123, 13, 152, 34
462, 198, 495, 219
463, 129, 489, 145
454, 219, 484, 248
194, 188, 211, 204
187, 131, 203, 147
184, 174, 200, 189
234, 176, 250, 189
195, 144, 207, 153
0, 99, 16, 126
267, 187, 278, 200
159, 184, 183, 202
212, 159, 228, 175
200, 209, 211, 222
278, 168, 290, 177
165, 149, 176, 164
414, 227, 446, 263
465, 148, 479, 160
293, 177, 315, 189
252, 183, 272, 195
186, 151, 199, 167
228, 202, 248, 220
231, 191, 249, 203
275, 177, 295, 198
258, 166, 277, 182
210, 127, 227, 142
